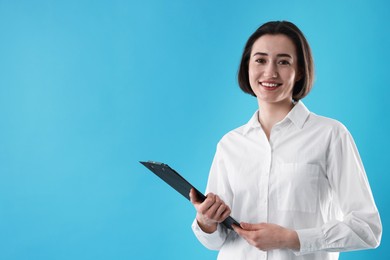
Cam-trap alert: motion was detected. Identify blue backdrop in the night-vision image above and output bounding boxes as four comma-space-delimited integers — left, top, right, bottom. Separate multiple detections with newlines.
0, 0, 388, 259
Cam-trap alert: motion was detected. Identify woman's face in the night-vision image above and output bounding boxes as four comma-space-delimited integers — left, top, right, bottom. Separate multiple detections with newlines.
248, 34, 301, 105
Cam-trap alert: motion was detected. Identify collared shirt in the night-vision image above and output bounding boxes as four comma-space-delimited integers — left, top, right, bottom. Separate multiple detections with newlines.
192, 101, 382, 260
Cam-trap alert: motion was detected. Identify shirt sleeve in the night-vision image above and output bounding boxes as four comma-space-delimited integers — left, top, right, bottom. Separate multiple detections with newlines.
192, 218, 230, 250
191, 142, 234, 250
295, 127, 382, 255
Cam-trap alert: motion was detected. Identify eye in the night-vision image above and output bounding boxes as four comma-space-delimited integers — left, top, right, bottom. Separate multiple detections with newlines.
255, 58, 266, 64
278, 60, 291, 66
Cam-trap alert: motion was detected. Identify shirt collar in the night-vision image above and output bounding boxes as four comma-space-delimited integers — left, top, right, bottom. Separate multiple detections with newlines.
242, 101, 311, 135
286, 101, 311, 129
242, 110, 262, 135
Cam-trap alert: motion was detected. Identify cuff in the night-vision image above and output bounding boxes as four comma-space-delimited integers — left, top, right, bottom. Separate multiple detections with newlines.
192, 219, 227, 250
294, 227, 326, 255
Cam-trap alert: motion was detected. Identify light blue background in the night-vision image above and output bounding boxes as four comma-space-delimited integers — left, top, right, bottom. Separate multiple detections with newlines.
0, 0, 388, 259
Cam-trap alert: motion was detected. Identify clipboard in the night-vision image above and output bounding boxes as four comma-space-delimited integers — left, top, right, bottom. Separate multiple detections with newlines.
140, 161, 239, 230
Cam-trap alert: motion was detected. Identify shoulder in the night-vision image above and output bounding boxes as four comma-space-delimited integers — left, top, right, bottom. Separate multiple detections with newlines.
218, 124, 246, 144
309, 113, 346, 128
214, 123, 250, 152
306, 112, 352, 140
214, 110, 258, 148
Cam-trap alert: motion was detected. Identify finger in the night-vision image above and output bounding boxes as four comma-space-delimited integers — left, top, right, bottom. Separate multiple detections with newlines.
215, 204, 230, 221
240, 222, 264, 231
189, 188, 200, 205
213, 204, 226, 220
233, 225, 249, 238
211, 195, 223, 212
219, 206, 231, 221
233, 224, 252, 238
232, 223, 241, 230
203, 196, 223, 217
232, 224, 240, 233
200, 193, 217, 211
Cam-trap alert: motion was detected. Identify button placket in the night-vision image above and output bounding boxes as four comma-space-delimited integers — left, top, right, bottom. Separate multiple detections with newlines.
259, 138, 272, 223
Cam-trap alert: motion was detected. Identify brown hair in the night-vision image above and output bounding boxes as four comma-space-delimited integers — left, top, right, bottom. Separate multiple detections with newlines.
238, 21, 314, 101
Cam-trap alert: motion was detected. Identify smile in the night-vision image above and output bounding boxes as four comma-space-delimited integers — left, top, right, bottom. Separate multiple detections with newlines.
260, 82, 282, 88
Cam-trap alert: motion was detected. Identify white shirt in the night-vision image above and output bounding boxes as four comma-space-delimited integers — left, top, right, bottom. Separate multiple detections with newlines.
192, 101, 382, 260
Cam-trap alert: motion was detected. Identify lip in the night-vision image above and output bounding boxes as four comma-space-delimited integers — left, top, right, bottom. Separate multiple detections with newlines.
259, 81, 282, 90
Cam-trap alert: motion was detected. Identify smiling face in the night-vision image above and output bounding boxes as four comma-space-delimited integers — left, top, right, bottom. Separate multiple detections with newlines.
248, 34, 301, 105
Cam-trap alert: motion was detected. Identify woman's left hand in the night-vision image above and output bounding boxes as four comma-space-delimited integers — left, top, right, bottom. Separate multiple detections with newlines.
233, 222, 300, 251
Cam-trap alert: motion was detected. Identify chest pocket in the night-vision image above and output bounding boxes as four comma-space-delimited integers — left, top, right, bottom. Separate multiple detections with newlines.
276, 163, 320, 213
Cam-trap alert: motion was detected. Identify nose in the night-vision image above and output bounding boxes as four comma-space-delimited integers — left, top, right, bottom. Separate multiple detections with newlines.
264, 63, 278, 78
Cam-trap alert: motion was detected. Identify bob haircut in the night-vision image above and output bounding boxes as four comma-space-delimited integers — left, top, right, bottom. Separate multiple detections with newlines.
238, 21, 314, 101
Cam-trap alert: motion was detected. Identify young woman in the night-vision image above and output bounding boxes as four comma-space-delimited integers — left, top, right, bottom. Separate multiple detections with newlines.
189, 21, 382, 260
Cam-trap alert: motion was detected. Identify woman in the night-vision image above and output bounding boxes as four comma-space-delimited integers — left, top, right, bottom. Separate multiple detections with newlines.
189, 21, 382, 260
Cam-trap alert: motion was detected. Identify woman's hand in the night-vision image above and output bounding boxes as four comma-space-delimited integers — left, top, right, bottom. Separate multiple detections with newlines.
233, 222, 300, 251
189, 188, 231, 233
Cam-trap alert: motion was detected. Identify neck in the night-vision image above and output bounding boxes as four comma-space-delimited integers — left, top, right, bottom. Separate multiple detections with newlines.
257, 99, 295, 139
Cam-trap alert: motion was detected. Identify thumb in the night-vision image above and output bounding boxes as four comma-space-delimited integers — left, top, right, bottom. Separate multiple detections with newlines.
240, 222, 264, 231
189, 188, 201, 205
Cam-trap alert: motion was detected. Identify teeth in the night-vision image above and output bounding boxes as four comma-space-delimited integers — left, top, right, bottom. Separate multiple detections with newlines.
261, 82, 280, 87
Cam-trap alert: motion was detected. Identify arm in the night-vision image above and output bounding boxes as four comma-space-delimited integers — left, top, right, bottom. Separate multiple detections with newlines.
296, 129, 382, 255
190, 143, 234, 250
189, 188, 231, 233
233, 222, 300, 251
233, 127, 381, 254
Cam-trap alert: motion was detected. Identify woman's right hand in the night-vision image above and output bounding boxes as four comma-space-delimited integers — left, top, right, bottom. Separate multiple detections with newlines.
189, 188, 231, 233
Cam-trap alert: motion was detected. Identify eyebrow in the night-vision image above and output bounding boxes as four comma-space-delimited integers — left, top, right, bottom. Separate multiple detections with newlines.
252, 52, 292, 58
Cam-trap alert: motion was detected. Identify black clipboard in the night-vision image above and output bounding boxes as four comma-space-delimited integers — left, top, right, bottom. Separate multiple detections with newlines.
140, 161, 239, 230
